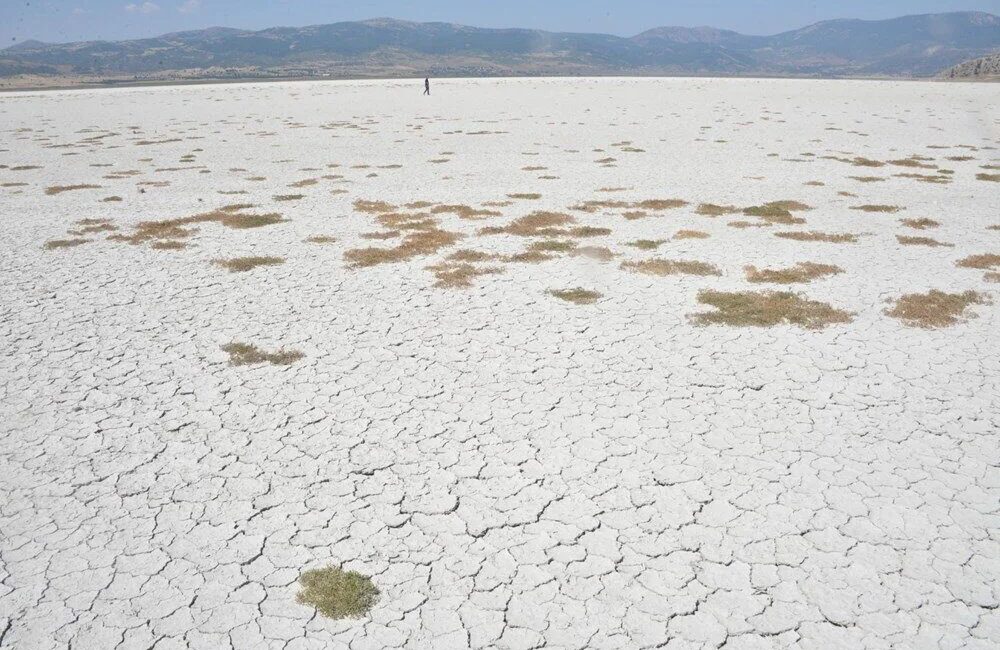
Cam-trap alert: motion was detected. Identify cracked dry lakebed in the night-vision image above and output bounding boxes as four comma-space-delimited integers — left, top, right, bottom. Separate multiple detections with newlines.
1, 77, 999, 649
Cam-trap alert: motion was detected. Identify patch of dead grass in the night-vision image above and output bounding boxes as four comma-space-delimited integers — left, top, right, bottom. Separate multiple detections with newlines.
627, 239, 666, 250
674, 230, 710, 240
621, 258, 721, 277
745, 262, 843, 284
897, 235, 952, 248
223, 342, 304, 366
977, 173, 1000, 182
431, 204, 502, 219
886, 290, 986, 328
775, 231, 858, 243
900, 218, 939, 230
548, 288, 602, 305
692, 290, 852, 329
852, 205, 902, 213
427, 262, 504, 288
214, 256, 286, 272
479, 211, 575, 237
957, 254, 1000, 270
696, 203, 739, 217
507, 193, 541, 200
306, 235, 337, 244
43, 238, 90, 249
274, 194, 304, 201
45, 184, 101, 195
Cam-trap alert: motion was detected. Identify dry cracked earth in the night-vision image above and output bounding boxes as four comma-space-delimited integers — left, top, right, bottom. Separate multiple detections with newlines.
1, 77, 999, 649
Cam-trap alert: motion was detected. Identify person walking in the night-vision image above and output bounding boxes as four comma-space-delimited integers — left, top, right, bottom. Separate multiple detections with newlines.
424, 77, 430, 95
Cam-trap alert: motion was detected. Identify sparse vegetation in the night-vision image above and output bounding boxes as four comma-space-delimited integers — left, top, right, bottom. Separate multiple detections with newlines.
621, 259, 721, 277
214, 256, 286, 272
852, 205, 902, 213
548, 288, 602, 304
897, 235, 952, 247
775, 231, 858, 243
674, 230, 710, 240
222, 342, 304, 366
886, 290, 986, 328
306, 235, 337, 244
692, 290, 852, 329
957, 254, 1000, 270
43, 238, 90, 249
900, 218, 939, 230
627, 239, 666, 251
296, 566, 379, 620
45, 184, 101, 195
696, 203, 739, 217
745, 262, 843, 284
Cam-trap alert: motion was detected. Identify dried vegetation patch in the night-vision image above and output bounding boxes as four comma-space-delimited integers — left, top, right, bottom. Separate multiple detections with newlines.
296, 567, 379, 620
223, 342, 304, 366
621, 259, 721, 277
745, 262, 843, 284
692, 290, 852, 329
896, 236, 952, 248
45, 184, 101, 195
886, 290, 987, 328
43, 238, 90, 250
214, 256, 286, 272
775, 231, 858, 243
548, 288, 602, 305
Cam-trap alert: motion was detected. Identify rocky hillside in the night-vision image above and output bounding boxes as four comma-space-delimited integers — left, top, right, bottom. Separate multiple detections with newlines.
941, 52, 1000, 79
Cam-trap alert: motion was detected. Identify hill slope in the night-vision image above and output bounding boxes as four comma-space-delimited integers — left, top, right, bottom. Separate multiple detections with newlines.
2, 12, 998, 84
942, 52, 1000, 79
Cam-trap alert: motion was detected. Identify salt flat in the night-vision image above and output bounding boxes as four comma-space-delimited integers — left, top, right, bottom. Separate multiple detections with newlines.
1, 77, 998, 650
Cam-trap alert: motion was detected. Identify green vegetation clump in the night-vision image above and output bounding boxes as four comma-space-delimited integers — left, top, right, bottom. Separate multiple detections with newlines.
296, 566, 380, 620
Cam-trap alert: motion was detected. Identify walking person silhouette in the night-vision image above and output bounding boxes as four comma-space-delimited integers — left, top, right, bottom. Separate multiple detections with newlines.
424, 77, 430, 95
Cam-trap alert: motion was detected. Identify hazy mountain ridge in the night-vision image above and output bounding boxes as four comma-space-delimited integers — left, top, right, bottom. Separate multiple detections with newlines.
2, 12, 998, 83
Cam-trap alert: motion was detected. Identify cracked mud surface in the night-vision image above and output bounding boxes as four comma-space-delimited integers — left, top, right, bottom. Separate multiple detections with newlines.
1, 78, 998, 649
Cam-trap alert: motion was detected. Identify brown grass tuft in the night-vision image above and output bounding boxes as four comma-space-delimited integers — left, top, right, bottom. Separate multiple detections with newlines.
431, 204, 502, 219
274, 194, 304, 201
775, 231, 858, 243
627, 239, 667, 251
621, 258, 721, 277
957, 254, 1000, 270
896, 235, 952, 248
977, 173, 1000, 182
223, 342, 304, 366
214, 256, 286, 272
102, 196, 123, 202
530, 240, 577, 253
852, 205, 902, 213
296, 566, 379, 620
427, 262, 504, 288
886, 290, 987, 328
354, 199, 397, 213
44, 238, 90, 249
745, 262, 843, 284
306, 235, 337, 244
696, 203, 739, 217
548, 288, 602, 305
45, 184, 101, 195
480, 211, 575, 237
900, 218, 939, 230
693, 290, 852, 329
674, 230, 710, 240
507, 193, 541, 200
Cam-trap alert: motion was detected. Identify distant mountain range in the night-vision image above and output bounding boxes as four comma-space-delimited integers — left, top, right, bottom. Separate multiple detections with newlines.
2, 12, 999, 86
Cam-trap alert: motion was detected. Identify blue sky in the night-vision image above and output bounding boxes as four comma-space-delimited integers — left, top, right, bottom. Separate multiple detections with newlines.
4, 0, 1000, 44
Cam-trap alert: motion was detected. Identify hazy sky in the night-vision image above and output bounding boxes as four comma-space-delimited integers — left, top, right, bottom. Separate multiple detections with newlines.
4, 0, 1000, 45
